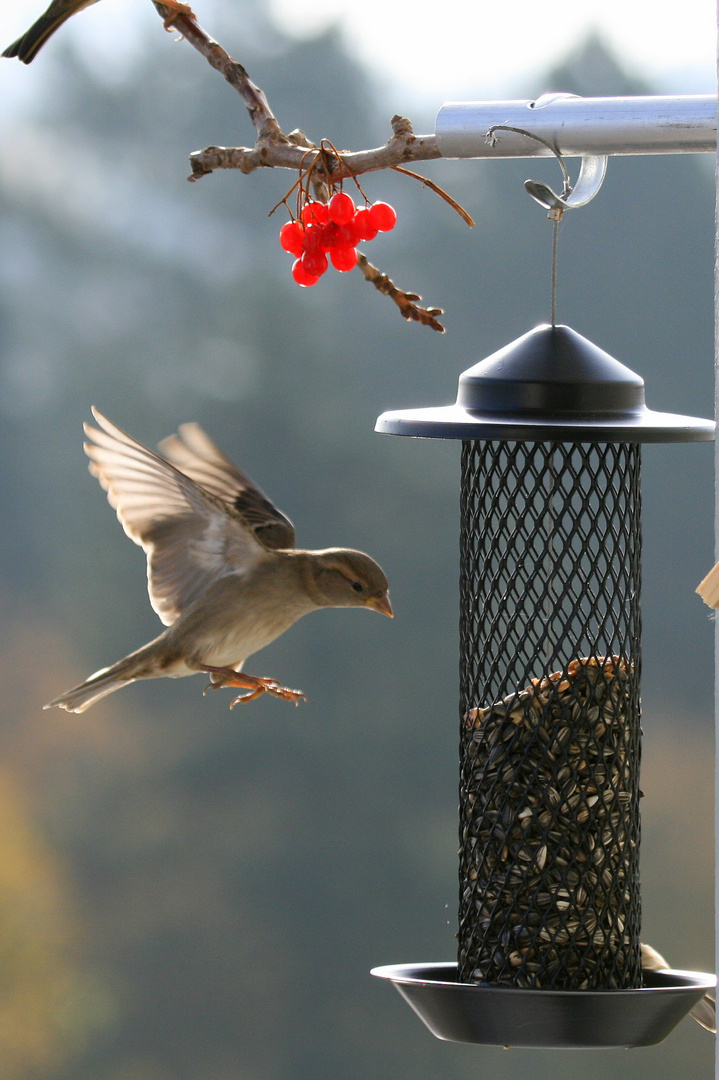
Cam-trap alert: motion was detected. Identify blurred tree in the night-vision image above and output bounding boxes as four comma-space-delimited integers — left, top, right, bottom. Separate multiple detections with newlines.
0, 7, 714, 1079
0, 768, 88, 1079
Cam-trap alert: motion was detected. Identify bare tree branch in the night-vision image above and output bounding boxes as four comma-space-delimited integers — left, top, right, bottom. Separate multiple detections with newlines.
188, 121, 441, 181
152, 2, 460, 330
154, 4, 441, 180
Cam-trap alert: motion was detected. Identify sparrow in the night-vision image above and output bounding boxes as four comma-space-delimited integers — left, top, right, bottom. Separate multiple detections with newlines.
641, 943, 716, 1033
44, 408, 392, 712
3, 0, 196, 64
696, 560, 719, 609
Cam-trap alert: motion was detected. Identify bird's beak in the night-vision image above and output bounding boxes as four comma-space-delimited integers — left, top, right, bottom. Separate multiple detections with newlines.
367, 592, 393, 618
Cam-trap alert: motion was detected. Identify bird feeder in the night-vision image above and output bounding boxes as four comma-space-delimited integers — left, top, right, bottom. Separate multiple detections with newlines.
371, 322, 716, 1048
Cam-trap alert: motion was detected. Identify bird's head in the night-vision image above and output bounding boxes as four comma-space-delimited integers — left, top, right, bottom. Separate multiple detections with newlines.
308, 549, 392, 617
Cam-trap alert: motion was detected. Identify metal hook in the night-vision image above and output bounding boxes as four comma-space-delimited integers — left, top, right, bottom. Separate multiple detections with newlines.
524, 154, 608, 213
485, 96, 610, 323
485, 107, 608, 217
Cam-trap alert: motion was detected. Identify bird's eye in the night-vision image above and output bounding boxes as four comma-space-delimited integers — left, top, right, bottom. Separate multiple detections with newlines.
351, 580, 364, 593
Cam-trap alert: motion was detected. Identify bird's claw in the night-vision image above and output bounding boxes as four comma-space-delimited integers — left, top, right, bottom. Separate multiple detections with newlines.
229, 682, 306, 707
161, 0, 197, 31
200, 665, 306, 707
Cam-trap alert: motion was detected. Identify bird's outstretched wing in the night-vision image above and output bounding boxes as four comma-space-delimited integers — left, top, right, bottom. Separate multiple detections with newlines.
158, 422, 295, 551
84, 408, 290, 626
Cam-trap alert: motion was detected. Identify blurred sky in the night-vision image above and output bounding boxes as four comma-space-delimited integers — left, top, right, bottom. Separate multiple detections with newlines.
0, 0, 716, 109
268, 0, 718, 99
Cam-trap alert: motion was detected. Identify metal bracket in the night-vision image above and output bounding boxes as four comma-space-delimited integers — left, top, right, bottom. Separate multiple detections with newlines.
520, 93, 608, 212
524, 154, 608, 212
486, 96, 609, 215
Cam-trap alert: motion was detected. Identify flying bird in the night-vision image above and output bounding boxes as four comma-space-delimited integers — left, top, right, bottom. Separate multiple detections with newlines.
3, 0, 196, 64
45, 408, 392, 712
641, 943, 716, 1033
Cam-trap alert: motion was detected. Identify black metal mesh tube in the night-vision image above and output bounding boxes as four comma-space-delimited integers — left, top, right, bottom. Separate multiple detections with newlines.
458, 440, 643, 990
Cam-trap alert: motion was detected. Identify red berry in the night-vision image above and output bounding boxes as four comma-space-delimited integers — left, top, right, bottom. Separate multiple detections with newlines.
368, 201, 397, 232
302, 201, 329, 226
336, 222, 358, 247
291, 259, 319, 287
320, 222, 339, 248
328, 190, 355, 225
318, 223, 335, 251
279, 220, 304, 256
302, 224, 326, 253
353, 206, 378, 242
330, 245, 358, 272
302, 250, 328, 277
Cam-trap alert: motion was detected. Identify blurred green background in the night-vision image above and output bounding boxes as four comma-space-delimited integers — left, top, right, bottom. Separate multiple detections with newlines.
0, 2, 715, 1077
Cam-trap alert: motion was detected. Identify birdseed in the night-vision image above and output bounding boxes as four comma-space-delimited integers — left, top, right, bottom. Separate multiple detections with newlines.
458, 655, 642, 990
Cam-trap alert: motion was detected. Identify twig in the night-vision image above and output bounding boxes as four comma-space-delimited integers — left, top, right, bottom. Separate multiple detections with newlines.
391, 165, 475, 227
152, 2, 286, 143
356, 253, 445, 333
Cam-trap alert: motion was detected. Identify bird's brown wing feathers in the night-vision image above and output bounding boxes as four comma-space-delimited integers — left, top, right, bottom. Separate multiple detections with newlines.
158, 422, 295, 550
84, 408, 273, 626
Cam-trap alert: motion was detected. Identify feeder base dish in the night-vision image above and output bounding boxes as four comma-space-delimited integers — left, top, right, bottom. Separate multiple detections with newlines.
370, 961, 715, 1048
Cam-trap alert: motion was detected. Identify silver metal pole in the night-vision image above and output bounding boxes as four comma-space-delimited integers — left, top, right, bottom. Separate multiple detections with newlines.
436, 94, 716, 158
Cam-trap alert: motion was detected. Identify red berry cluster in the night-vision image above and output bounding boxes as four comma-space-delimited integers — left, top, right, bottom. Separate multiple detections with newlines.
279, 191, 397, 287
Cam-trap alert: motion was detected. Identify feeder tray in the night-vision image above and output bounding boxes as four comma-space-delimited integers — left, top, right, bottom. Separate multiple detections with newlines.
372, 323, 715, 1048
371, 963, 716, 1048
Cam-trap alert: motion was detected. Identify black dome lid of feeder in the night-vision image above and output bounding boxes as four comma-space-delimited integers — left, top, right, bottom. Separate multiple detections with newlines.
375, 324, 715, 442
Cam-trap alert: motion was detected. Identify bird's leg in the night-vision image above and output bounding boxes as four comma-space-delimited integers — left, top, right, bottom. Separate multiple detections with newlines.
200, 665, 306, 707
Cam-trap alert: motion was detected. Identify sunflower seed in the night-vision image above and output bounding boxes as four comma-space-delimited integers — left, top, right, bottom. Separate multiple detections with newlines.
458, 655, 641, 990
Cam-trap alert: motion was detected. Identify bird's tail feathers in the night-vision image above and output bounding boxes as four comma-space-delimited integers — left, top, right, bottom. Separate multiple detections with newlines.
2, 13, 69, 64
44, 651, 149, 713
